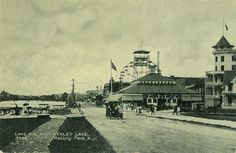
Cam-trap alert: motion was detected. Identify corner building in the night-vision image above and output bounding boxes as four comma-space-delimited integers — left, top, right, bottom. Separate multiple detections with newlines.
205, 36, 236, 108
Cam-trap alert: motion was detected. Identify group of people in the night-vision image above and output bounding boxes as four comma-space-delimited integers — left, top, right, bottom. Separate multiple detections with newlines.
104, 102, 181, 118
146, 104, 157, 115
148, 104, 180, 115
0, 105, 21, 116
106, 103, 123, 119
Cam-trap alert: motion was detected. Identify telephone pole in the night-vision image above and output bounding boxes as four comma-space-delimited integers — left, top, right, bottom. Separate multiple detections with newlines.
71, 78, 76, 102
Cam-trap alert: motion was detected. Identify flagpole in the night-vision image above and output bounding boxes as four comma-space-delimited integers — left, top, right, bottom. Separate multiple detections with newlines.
223, 18, 224, 36
110, 60, 113, 95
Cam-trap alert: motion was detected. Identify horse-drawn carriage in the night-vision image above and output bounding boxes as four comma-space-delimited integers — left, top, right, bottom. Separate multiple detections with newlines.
105, 101, 123, 119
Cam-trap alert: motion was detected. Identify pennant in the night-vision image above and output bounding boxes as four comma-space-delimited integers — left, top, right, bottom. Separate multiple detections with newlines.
225, 24, 229, 31
111, 60, 117, 71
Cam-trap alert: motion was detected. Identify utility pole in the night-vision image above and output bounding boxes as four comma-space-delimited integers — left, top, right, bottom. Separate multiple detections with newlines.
71, 78, 76, 102
157, 51, 161, 74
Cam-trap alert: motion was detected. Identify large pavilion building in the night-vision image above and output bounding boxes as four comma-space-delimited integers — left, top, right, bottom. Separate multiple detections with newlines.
113, 72, 203, 111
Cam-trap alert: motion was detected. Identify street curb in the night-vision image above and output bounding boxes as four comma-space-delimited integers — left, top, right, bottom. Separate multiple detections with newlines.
140, 114, 236, 131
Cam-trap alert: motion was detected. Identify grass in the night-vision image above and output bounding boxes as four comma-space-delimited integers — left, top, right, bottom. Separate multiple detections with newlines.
0, 117, 50, 149
48, 117, 116, 153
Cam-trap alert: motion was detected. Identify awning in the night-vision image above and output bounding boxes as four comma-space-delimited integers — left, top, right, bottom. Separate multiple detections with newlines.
182, 94, 203, 102
106, 94, 122, 102
106, 94, 143, 103
182, 97, 192, 101
121, 94, 143, 101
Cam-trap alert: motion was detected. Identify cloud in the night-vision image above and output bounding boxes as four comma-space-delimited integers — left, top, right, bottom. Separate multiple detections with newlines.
0, 0, 236, 94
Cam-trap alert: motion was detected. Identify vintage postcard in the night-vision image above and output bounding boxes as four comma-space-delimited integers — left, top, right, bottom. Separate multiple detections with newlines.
0, 0, 236, 153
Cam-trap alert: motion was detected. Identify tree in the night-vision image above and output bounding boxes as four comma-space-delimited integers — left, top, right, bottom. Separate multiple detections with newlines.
61, 92, 68, 101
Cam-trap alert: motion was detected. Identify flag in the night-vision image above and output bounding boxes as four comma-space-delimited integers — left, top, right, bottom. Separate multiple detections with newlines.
225, 24, 228, 31
111, 60, 117, 71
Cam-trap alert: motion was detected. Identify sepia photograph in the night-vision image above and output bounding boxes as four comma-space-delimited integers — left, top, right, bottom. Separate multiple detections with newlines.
0, 0, 236, 153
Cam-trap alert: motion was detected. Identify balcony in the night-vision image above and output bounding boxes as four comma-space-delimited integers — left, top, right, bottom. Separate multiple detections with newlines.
205, 81, 223, 87
206, 70, 224, 75
213, 49, 236, 55
222, 91, 236, 95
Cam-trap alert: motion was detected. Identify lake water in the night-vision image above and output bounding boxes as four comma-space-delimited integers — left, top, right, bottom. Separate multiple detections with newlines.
0, 100, 66, 108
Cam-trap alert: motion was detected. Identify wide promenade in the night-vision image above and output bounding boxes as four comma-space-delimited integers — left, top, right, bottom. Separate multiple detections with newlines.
85, 106, 236, 153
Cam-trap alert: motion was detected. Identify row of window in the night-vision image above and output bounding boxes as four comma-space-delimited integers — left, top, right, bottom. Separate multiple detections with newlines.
139, 81, 176, 84
215, 65, 236, 71
147, 98, 178, 104
214, 77, 223, 83
215, 65, 224, 71
215, 55, 236, 62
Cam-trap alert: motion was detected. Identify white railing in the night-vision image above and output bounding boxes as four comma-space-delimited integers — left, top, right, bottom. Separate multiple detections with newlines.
222, 91, 236, 94
205, 82, 223, 86
206, 70, 224, 75
205, 95, 221, 99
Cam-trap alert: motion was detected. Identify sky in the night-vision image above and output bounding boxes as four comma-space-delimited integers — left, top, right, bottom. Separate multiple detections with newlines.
1, 0, 236, 95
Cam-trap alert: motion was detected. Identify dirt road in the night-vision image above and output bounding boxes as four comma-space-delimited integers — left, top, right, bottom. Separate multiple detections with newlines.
85, 106, 236, 153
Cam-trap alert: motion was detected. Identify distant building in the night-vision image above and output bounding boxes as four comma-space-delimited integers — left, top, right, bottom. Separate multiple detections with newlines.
205, 36, 236, 108
86, 89, 102, 101
171, 76, 205, 98
103, 77, 130, 98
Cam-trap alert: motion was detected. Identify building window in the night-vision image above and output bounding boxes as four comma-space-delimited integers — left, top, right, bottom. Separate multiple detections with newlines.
221, 65, 224, 71
215, 66, 217, 71
215, 56, 218, 62
172, 99, 177, 103
228, 84, 232, 91
147, 98, 153, 104
232, 65, 236, 71
221, 56, 224, 62
153, 98, 158, 103
232, 55, 236, 61
220, 77, 223, 82
215, 77, 217, 83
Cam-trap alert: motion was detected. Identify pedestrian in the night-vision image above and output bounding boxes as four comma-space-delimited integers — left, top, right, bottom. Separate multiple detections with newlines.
131, 104, 134, 110
150, 105, 154, 115
78, 103, 82, 113
118, 104, 123, 119
173, 105, 178, 115
14, 104, 20, 115
114, 104, 119, 119
105, 104, 109, 118
136, 106, 139, 114
139, 106, 142, 114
